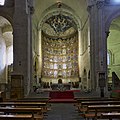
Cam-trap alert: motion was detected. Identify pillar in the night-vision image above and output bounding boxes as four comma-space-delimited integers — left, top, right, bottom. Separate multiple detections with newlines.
13, 0, 34, 96
87, 0, 107, 91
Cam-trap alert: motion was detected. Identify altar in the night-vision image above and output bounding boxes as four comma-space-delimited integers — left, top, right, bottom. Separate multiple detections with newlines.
51, 83, 71, 90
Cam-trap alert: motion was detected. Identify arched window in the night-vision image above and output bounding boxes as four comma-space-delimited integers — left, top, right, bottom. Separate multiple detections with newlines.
0, 0, 5, 5
7, 45, 13, 65
107, 50, 112, 65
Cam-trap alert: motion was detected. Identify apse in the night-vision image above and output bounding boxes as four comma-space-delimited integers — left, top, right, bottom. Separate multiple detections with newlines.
41, 13, 79, 83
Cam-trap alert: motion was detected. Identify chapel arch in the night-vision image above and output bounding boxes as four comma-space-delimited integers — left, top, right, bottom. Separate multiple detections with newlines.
0, 15, 13, 85
35, 3, 83, 84
106, 11, 120, 88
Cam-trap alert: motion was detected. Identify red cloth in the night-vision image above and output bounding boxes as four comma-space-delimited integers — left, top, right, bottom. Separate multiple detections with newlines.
112, 90, 120, 92
49, 90, 74, 99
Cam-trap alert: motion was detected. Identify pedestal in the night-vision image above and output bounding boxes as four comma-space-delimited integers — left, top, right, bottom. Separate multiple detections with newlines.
11, 74, 24, 99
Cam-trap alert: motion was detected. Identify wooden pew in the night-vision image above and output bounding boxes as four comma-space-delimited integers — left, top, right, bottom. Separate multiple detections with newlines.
0, 101, 47, 107
101, 112, 120, 120
0, 101, 47, 119
6, 98, 51, 112
0, 107, 43, 120
75, 97, 120, 104
81, 100, 120, 106
74, 97, 120, 109
75, 97, 120, 112
78, 100, 120, 113
84, 104, 120, 120
12, 98, 51, 112
13, 97, 50, 103
0, 114, 33, 120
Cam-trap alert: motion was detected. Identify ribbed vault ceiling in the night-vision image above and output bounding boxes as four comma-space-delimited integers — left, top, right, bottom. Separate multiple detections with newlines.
34, 0, 88, 31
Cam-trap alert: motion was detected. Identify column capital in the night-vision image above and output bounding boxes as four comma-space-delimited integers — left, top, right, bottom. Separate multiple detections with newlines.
105, 0, 110, 4
87, 0, 95, 13
96, 0, 105, 9
26, 0, 35, 15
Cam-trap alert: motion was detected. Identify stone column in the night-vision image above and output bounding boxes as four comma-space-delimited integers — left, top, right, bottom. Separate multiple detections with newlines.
78, 30, 82, 77
38, 30, 42, 78
34, 29, 42, 82
96, 1, 108, 96
87, 0, 107, 91
13, 0, 33, 96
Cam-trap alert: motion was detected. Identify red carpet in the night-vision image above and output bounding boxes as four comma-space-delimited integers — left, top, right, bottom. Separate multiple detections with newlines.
112, 90, 120, 92
49, 90, 77, 103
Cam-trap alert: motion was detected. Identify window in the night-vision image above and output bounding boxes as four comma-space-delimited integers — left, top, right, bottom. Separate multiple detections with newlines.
0, 0, 5, 5
107, 50, 113, 65
7, 45, 13, 65
107, 52, 110, 65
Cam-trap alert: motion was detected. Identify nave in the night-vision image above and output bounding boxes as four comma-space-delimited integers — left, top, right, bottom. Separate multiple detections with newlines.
0, 89, 120, 120
45, 103, 81, 120
41, 90, 119, 120
25, 90, 114, 120
30, 90, 119, 120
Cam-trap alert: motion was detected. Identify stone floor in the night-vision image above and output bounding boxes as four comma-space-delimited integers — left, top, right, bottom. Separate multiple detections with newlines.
44, 103, 82, 120
28, 89, 113, 120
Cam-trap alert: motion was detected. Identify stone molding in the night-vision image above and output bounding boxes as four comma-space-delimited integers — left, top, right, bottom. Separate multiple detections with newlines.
96, 1, 105, 9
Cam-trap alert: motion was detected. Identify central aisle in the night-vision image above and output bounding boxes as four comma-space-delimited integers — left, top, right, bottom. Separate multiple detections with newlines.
45, 103, 83, 120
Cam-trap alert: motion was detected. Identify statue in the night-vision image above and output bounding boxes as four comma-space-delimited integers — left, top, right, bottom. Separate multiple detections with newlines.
57, 79, 64, 91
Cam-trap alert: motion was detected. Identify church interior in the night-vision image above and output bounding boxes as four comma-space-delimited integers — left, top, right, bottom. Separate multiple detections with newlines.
0, 0, 120, 120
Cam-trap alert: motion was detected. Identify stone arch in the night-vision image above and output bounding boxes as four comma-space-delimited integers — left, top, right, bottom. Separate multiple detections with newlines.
105, 9, 120, 88
39, 3, 81, 30
0, 10, 13, 26
0, 15, 13, 84
35, 2, 82, 84
105, 8, 120, 32
107, 49, 114, 65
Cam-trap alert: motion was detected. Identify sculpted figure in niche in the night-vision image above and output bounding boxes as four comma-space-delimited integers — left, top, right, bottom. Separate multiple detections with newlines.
57, 79, 64, 91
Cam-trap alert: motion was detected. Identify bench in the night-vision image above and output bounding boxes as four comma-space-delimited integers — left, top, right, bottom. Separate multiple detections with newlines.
84, 104, 120, 120
74, 97, 120, 109
12, 97, 50, 103
81, 100, 120, 109
0, 102, 47, 110
0, 114, 33, 120
75, 97, 120, 104
75, 98, 120, 112
3, 100, 50, 113
78, 100, 120, 113
101, 112, 120, 120
0, 101, 50, 118
0, 107, 43, 120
